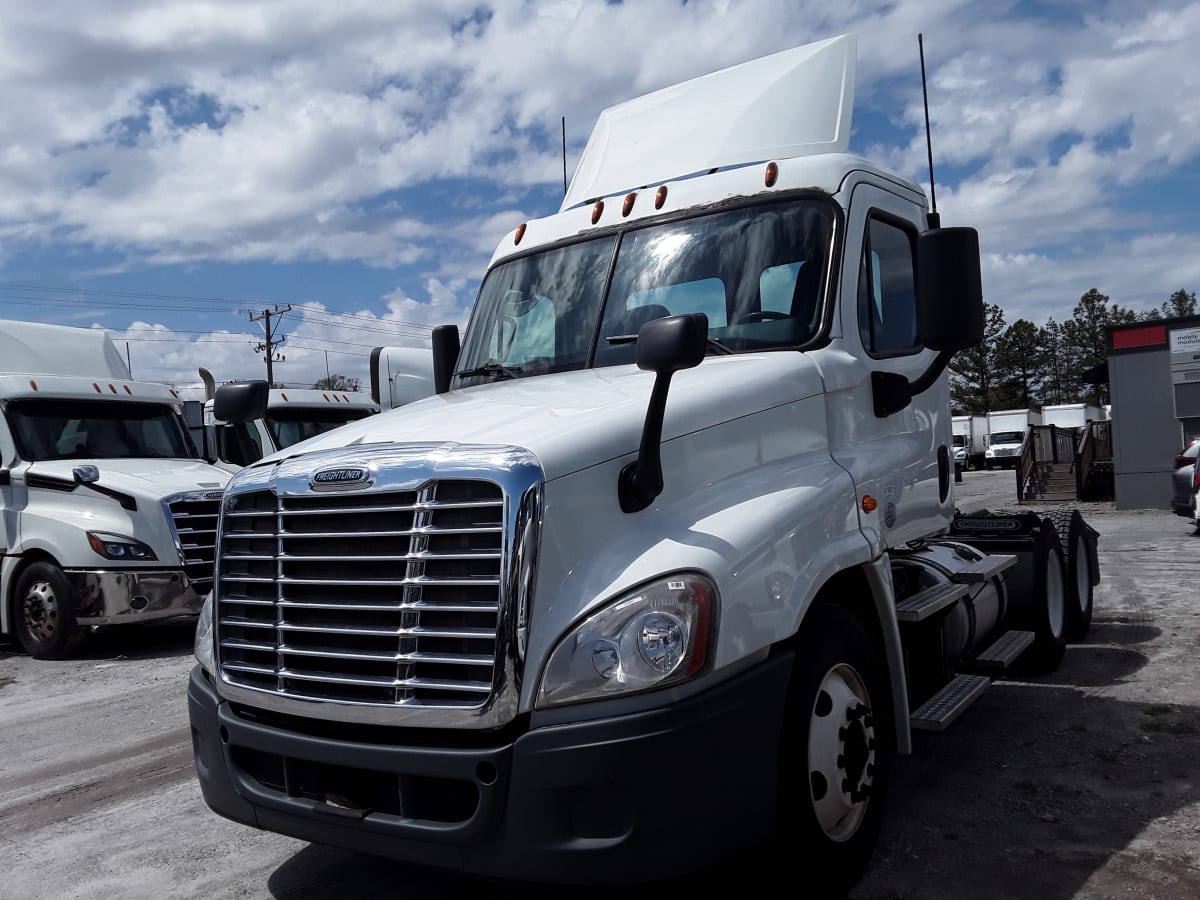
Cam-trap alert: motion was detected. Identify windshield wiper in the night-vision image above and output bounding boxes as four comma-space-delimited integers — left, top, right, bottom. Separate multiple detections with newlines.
455, 361, 525, 380
606, 334, 732, 355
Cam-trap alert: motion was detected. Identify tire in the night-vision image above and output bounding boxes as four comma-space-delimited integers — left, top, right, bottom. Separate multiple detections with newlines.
1192, 490, 1200, 535
985, 460, 993, 470
1012, 522, 1067, 674
12, 561, 87, 659
1043, 508, 1095, 641
775, 604, 889, 897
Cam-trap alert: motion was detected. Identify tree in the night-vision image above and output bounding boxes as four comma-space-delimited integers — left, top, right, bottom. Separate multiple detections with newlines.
1058, 288, 1137, 406
950, 302, 1006, 413
995, 318, 1052, 408
313, 374, 361, 392
1162, 289, 1198, 319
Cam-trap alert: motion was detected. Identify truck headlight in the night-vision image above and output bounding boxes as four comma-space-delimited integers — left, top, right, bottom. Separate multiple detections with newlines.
536, 573, 716, 709
86, 531, 157, 561
194, 592, 215, 673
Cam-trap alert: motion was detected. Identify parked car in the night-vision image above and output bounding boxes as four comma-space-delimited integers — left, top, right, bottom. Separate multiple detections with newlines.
1169, 440, 1200, 524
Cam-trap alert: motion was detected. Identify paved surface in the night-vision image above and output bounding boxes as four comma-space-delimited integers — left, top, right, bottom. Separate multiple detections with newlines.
0, 469, 1197, 899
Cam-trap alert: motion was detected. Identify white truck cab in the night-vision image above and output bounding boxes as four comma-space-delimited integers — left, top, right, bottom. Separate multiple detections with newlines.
198, 372, 381, 472
0, 320, 232, 658
189, 35, 1098, 893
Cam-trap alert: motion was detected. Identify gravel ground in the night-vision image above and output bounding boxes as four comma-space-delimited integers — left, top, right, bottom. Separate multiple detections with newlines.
1, 468, 1197, 899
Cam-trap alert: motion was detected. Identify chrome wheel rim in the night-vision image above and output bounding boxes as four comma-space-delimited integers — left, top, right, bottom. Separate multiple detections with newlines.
23, 581, 59, 641
807, 663, 875, 842
1046, 550, 1065, 639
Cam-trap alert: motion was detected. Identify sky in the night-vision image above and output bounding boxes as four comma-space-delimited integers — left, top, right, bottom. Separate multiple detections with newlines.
0, 0, 1197, 394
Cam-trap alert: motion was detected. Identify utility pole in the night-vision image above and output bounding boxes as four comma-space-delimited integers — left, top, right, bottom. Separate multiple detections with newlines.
249, 304, 291, 386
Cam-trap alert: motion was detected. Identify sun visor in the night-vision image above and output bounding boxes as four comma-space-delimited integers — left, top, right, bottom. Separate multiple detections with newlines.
562, 33, 856, 211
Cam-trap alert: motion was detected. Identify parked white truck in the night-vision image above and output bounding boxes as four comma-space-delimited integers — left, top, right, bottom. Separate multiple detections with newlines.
198, 368, 381, 472
952, 414, 987, 470
0, 320, 232, 658
984, 407, 1043, 469
370, 345, 436, 411
1042, 402, 1105, 431
189, 35, 1098, 893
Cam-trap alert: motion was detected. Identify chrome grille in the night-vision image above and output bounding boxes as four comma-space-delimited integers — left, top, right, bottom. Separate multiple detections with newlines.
168, 495, 221, 594
215, 480, 505, 708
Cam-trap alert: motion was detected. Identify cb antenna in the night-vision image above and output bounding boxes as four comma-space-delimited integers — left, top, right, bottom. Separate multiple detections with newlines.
561, 116, 568, 197
918, 33, 940, 229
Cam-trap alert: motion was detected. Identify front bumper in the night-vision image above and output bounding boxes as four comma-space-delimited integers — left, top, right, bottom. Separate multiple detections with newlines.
67, 569, 204, 624
189, 652, 792, 885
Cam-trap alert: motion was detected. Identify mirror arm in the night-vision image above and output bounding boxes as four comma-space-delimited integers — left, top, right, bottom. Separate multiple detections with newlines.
618, 371, 674, 513
872, 348, 954, 418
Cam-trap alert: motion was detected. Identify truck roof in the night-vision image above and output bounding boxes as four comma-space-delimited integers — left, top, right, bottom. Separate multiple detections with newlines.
267, 389, 379, 412
0, 319, 131, 379
490, 33, 924, 268
562, 33, 857, 210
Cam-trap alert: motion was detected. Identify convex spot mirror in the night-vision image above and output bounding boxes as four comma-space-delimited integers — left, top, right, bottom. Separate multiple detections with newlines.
214, 380, 269, 425
917, 226, 984, 352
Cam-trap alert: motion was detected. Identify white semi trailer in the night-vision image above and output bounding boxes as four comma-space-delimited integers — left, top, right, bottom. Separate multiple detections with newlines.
188, 35, 1099, 893
0, 320, 232, 658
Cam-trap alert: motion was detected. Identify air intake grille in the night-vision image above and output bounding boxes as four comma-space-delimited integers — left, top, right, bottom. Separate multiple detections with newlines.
215, 481, 504, 708
169, 496, 221, 595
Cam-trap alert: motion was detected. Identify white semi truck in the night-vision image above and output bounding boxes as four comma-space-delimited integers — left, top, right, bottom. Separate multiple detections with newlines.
0, 320, 232, 658
198, 369, 381, 473
189, 35, 1099, 893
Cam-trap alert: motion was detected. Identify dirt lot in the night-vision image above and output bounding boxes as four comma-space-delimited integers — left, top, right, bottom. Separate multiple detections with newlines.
1, 469, 1198, 899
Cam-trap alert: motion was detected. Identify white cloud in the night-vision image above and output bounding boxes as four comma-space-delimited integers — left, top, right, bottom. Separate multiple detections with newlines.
0, 0, 1197, 337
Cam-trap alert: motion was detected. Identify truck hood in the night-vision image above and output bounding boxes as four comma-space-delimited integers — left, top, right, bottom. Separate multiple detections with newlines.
260, 354, 825, 482
28, 458, 230, 500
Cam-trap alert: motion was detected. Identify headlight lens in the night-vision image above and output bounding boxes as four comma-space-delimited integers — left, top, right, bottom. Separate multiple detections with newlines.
194, 592, 215, 673
536, 573, 716, 709
86, 530, 157, 561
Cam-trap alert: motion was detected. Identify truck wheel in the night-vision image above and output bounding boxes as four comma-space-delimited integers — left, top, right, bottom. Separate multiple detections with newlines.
776, 604, 888, 895
1043, 508, 1095, 641
1014, 524, 1067, 674
1192, 490, 1200, 535
13, 562, 87, 659
985, 460, 993, 470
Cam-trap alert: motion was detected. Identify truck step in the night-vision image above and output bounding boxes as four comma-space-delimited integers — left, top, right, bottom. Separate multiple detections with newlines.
910, 674, 991, 732
895, 582, 968, 623
950, 553, 1017, 583
973, 630, 1035, 671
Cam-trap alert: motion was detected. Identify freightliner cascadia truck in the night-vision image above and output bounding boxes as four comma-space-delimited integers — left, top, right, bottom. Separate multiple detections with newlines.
0, 320, 232, 659
189, 34, 1099, 893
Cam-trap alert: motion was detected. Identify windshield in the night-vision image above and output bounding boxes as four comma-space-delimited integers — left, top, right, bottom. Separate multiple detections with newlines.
6, 399, 194, 461
455, 197, 834, 385
952, 435, 967, 447
265, 407, 373, 449
990, 430, 1024, 445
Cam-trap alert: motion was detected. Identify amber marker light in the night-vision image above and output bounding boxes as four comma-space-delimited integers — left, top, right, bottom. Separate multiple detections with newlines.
109, 384, 117, 393
862, 496, 878, 513
655, 185, 668, 209
93, 383, 101, 393
123, 385, 132, 394
622, 193, 636, 217
765, 161, 779, 187
591, 200, 604, 224
514, 222, 527, 245
29, 380, 37, 391
281, 392, 289, 401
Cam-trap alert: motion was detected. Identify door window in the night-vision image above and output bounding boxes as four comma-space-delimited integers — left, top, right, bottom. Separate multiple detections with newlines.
858, 215, 919, 356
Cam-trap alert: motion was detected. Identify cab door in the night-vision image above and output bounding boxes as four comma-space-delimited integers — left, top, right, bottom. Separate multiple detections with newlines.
820, 177, 954, 552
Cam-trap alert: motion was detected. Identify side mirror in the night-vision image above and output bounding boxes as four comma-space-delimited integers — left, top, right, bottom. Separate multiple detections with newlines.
73, 465, 100, 484
917, 226, 984, 351
214, 381, 269, 425
431, 325, 461, 395
620, 313, 708, 513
